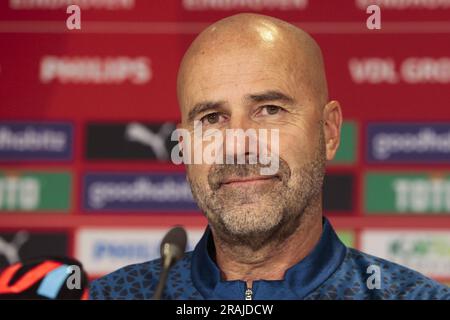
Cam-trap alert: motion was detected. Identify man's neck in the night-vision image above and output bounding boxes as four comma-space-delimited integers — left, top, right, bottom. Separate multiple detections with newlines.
212, 201, 323, 287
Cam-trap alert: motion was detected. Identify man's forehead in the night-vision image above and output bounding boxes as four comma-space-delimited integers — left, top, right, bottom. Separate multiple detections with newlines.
187, 47, 292, 77
181, 39, 314, 90
177, 14, 329, 114
183, 50, 298, 90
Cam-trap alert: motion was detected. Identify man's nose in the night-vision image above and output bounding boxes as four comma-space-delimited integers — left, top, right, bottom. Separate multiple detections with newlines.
224, 114, 259, 164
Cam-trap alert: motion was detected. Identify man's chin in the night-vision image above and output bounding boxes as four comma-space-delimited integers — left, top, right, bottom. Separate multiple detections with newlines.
214, 220, 285, 250
215, 209, 283, 234
216, 200, 280, 216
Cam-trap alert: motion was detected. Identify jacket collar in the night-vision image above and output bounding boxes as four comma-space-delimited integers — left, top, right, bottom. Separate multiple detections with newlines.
191, 217, 347, 300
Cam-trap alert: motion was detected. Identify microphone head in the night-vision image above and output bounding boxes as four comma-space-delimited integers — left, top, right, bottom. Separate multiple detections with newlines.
160, 226, 187, 266
0, 256, 89, 300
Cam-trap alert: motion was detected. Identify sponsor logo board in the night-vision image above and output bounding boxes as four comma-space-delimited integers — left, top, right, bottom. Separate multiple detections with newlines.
0, 122, 73, 161
0, 231, 68, 269
323, 173, 355, 213
361, 230, 450, 278
365, 172, 450, 214
85, 122, 177, 161
75, 227, 204, 275
367, 123, 450, 163
0, 170, 71, 212
83, 172, 197, 212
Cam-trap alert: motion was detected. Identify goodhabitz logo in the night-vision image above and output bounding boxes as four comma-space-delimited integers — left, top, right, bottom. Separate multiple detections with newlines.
83, 173, 198, 211
367, 123, 450, 163
0, 122, 73, 161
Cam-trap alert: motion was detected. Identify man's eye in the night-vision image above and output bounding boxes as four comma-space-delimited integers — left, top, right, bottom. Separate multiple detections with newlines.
261, 105, 282, 115
200, 112, 221, 125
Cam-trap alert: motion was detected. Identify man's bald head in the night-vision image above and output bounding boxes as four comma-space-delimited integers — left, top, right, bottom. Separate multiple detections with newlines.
176, 13, 342, 250
177, 13, 329, 120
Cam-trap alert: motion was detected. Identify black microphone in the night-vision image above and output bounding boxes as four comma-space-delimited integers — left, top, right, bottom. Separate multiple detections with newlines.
152, 226, 187, 300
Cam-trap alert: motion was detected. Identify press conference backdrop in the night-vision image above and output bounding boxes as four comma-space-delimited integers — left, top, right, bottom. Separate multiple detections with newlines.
0, 0, 450, 286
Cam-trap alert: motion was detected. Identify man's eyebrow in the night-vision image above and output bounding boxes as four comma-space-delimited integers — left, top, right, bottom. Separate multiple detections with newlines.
187, 101, 226, 123
246, 90, 296, 104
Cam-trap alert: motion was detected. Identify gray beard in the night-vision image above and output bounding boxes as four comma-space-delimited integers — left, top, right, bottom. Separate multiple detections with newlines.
187, 134, 326, 251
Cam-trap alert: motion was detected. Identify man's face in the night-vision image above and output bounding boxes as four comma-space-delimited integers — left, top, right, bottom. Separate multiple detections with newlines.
179, 41, 327, 249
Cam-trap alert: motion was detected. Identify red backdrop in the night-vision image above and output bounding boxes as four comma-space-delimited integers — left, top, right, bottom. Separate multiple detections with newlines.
1, 0, 449, 283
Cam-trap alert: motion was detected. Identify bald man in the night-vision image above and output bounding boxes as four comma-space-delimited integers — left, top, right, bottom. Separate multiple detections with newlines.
90, 14, 450, 300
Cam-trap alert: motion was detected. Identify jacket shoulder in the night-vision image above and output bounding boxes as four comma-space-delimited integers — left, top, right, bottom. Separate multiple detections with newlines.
89, 258, 162, 300
308, 248, 450, 300
89, 251, 198, 300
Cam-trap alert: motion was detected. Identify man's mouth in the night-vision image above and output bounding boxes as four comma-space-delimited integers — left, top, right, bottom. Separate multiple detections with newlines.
220, 175, 280, 187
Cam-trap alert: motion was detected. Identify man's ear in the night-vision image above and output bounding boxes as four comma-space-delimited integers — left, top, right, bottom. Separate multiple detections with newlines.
322, 100, 343, 161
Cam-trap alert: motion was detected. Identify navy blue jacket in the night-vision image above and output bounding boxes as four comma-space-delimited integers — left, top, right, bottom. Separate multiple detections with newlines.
89, 219, 450, 300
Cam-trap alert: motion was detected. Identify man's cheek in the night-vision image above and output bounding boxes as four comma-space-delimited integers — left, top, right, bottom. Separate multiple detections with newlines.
277, 141, 303, 165
189, 165, 211, 184
282, 133, 316, 159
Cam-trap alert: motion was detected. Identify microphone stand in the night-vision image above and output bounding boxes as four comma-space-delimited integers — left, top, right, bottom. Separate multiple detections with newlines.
152, 243, 178, 300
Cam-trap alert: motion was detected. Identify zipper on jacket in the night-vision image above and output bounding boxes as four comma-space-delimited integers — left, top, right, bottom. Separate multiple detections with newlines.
245, 285, 253, 300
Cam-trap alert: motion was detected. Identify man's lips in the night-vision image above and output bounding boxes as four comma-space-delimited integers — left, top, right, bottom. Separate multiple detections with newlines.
220, 175, 280, 187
